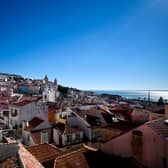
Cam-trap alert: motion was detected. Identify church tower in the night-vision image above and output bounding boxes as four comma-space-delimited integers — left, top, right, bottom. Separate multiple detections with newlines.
54, 78, 57, 85
43, 74, 48, 84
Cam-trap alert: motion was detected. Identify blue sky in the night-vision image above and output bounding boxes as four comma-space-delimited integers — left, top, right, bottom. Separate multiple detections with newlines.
0, 0, 168, 90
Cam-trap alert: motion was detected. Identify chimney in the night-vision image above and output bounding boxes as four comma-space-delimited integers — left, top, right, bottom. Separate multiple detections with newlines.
131, 130, 143, 161
165, 104, 168, 119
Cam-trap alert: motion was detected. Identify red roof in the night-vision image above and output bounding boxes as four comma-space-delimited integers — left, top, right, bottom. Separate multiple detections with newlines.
54, 147, 89, 168
18, 95, 41, 102
18, 143, 44, 168
27, 143, 62, 168
11, 100, 34, 107
146, 118, 168, 137
110, 106, 133, 121
25, 117, 44, 132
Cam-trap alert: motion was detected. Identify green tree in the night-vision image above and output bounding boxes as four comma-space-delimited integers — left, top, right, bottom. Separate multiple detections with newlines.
157, 97, 164, 105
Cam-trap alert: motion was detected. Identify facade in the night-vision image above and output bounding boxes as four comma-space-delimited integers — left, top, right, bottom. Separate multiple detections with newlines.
42, 86, 56, 102
42, 76, 58, 103
68, 112, 92, 141
8, 100, 45, 129
53, 112, 83, 146
0, 103, 9, 125
53, 126, 83, 146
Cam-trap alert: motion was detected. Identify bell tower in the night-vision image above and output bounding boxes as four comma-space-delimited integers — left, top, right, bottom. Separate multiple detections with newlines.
54, 78, 57, 85
43, 74, 48, 84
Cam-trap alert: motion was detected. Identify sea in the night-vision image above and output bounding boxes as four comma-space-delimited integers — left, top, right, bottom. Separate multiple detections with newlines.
94, 90, 168, 102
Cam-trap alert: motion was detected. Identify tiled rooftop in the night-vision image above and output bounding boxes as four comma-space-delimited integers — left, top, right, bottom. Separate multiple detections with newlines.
0, 155, 20, 168
27, 143, 62, 168
110, 106, 133, 121
107, 121, 141, 133
54, 145, 146, 168
54, 147, 89, 168
25, 117, 44, 132
146, 117, 168, 137
18, 143, 44, 168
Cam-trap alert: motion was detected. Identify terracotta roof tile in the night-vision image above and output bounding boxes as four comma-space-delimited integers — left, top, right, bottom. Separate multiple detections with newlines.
25, 117, 44, 132
110, 106, 133, 121
27, 143, 62, 168
18, 143, 44, 168
146, 117, 168, 137
54, 147, 89, 168
0, 156, 20, 168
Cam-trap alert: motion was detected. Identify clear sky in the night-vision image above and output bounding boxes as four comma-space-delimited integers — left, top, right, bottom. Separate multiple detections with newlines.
0, 0, 168, 90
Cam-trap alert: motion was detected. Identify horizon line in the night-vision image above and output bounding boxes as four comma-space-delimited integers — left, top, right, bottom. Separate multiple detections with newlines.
85, 89, 168, 92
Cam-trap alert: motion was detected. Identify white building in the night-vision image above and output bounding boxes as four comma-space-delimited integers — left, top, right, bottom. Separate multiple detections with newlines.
42, 75, 58, 102
0, 104, 9, 125
53, 123, 83, 146
42, 86, 56, 102
8, 100, 47, 129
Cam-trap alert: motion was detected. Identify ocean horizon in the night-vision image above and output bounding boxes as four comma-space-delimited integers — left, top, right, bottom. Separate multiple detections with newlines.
92, 90, 168, 102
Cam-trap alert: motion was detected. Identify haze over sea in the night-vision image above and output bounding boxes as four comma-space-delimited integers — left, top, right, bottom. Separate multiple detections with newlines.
94, 90, 168, 102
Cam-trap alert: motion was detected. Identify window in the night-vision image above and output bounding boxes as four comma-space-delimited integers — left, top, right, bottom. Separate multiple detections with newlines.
41, 131, 48, 143
3, 111, 9, 117
76, 134, 81, 141
44, 95, 47, 100
67, 135, 72, 143
27, 135, 30, 142
11, 109, 17, 117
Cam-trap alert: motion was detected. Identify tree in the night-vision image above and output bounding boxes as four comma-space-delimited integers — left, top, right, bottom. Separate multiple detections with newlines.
157, 97, 164, 105
58, 85, 68, 95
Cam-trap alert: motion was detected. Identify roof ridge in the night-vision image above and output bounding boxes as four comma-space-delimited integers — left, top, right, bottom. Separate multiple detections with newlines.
47, 143, 63, 152
56, 147, 87, 159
